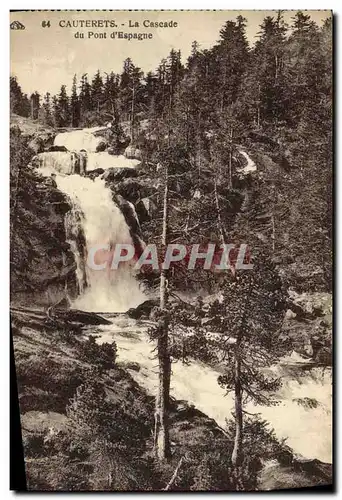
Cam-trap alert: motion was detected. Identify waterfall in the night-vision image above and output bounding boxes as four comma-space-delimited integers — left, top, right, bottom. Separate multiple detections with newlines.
37, 127, 146, 312
34, 127, 331, 466
54, 127, 107, 152
238, 150, 257, 173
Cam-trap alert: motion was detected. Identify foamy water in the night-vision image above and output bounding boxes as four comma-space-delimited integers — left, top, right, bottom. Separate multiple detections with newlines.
56, 174, 145, 312
239, 150, 257, 173
87, 152, 140, 171
37, 127, 145, 312
54, 127, 105, 152
95, 316, 332, 464
36, 127, 332, 464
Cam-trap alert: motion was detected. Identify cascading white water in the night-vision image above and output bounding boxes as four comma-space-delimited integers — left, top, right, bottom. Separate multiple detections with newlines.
56, 174, 145, 312
37, 127, 145, 312
54, 127, 107, 152
96, 317, 332, 464
36, 131, 331, 466
53, 127, 140, 171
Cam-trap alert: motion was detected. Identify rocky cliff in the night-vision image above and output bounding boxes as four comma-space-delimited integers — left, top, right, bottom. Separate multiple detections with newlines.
10, 118, 79, 308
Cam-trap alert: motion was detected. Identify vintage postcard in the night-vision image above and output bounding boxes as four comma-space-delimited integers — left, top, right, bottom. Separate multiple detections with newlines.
10, 10, 333, 491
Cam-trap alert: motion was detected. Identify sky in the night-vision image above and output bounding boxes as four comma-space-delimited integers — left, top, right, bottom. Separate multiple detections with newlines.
10, 10, 331, 97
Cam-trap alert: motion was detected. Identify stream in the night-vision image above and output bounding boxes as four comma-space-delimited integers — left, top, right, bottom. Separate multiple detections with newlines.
36, 126, 332, 465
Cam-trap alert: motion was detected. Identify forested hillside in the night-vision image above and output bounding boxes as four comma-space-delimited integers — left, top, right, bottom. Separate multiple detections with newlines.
11, 11, 332, 291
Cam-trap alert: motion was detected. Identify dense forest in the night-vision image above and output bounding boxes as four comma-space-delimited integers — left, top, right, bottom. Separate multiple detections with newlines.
10, 10, 333, 491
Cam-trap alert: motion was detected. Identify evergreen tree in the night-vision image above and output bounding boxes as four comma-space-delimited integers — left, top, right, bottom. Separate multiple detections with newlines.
204, 254, 286, 488
53, 85, 70, 127
103, 71, 119, 122
30, 92, 40, 120
79, 74, 92, 120
216, 17, 249, 111
70, 75, 80, 128
39, 92, 53, 126
91, 70, 104, 114
248, 13, 288, 128
10, 76, 30, 117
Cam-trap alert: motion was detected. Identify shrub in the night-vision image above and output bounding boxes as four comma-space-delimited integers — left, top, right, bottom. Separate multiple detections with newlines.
78, 335, 117, 370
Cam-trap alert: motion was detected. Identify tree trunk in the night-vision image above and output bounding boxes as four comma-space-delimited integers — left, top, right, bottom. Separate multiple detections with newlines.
230, 280, 252, 488
228, 128, 233, 189
231, 350, 243, 468
154, 326, 171, 460
271, 184, 276, 254
154, 167, 171, 461
271, 213, 275, 254
214, 179, 225, 245
131, 85, 135, 143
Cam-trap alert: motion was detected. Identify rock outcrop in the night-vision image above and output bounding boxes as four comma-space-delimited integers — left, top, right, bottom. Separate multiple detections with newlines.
102, 167, 138, 183
10, 125, 79, 308
124, 145, 142, 160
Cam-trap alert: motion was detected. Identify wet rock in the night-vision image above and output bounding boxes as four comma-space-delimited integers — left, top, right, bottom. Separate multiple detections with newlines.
126, 299, 159, 319
285, 309, 297, 320
115, 194, 142, 237
86, 168, 105, 180
107, 146, 119, 155
95, 140, 107, 152
123, 361, 141, 372
28, 136, 45, 154
52, 308, 112, 325
102, 167, 138, 183
46, 145, 68, 153
108, 137, 131, 156
114, 178, 154, 204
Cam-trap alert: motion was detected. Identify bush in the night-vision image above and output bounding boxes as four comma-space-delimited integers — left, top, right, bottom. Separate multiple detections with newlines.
78, 335, 117, 370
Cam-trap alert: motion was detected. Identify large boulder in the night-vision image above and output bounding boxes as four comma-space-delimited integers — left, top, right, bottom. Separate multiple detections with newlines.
87, 168, 105, 180
114, 178, 155, 204
95, 140, 107, 152
102, 167, 138, 183
28, 136, 45, 154
46, 145, 68, 153
124, 145, 142, 160
126, 299, 159, 319
108, 137, 131, 155
114, 194, 141, 236
107, 146, 119, 155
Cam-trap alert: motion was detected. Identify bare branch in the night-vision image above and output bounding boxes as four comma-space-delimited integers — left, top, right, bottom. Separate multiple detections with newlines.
163, 456, 184, 491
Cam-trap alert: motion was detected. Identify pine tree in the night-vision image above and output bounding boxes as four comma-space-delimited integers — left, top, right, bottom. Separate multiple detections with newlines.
79, 74, 92, 120
54, 85, 70, 127
216, 17, 249, 111
91, 70, 104, 114
30, 91, 40, 120
70, 75, 80, 128
119, 58, 143, 139
249, 13, 288, 129
103, 72, 119, 122
204, 254, 286, 488
10, 76, 30, 117
39, 92, 53, 126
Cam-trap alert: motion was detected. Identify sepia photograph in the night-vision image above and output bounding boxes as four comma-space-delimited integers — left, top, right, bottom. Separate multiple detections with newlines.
10, 9, 333, 491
